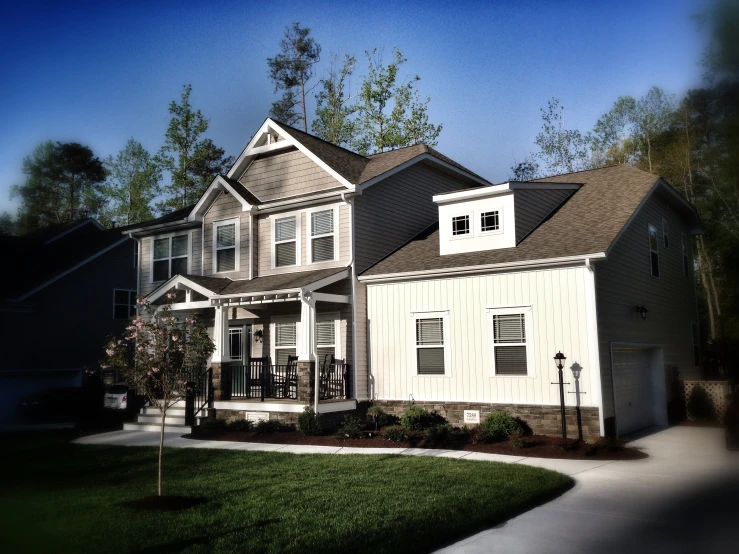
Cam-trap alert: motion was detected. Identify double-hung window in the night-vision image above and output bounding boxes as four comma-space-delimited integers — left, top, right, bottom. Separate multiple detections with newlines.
480, 211, 500, 233
662, 218, 669, 249
413, 312, 449, 375
489, 307, 534, 376
152, 235, 188, 282
275, 216, 297, 267
311, 209, 335, 263
648, 224, 659, 278
214, 219, 238, 273
274, 321, 297, 365
316, 318, 337, 365
113, 289, 136, 319
452, 215, 470, 236
682, 233, 690, 276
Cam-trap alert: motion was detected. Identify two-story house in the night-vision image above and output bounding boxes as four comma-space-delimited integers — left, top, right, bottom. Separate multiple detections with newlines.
123, 118, 488, 429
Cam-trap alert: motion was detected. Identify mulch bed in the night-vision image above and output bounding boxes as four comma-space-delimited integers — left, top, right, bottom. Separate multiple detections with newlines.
121, 495, 208, 511
187, 428, 647, 460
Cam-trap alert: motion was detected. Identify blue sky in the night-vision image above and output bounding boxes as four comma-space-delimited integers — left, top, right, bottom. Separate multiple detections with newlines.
0, 0, 709, 214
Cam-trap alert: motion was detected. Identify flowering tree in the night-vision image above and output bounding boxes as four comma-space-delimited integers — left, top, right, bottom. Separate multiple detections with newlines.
103, 293, 214, 497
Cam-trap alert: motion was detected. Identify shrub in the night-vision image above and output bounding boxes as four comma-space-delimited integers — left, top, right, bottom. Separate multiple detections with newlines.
478, 412, 532, 442
424, 423, 453, 444
383, 426, 408, 443
509, 434, 525, 448
254, 419, 281, 435
688, 386, 716, 421
336, 416, 363, 440
366, 406, 387, 430
227, 419, 254, 432
400, 406, 446, 430
296, 406, 323, 436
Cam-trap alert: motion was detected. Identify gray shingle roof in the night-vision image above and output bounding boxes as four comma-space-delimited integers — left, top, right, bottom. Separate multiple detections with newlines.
361, 165, 667, 277
180, 267, 348, 296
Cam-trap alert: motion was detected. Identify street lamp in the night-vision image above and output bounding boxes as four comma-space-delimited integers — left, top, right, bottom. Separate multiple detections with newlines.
552, 351, 568, 440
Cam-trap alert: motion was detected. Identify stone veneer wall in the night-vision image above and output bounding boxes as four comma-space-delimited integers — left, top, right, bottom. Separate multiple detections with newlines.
372, 401, 602, 442
214, 409, 301, 425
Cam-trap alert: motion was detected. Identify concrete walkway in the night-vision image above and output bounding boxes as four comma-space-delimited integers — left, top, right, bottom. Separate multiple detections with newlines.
75, 426, 739, 553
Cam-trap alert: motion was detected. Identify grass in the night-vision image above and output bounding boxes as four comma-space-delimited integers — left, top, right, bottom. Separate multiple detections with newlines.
0, 432, 573, 554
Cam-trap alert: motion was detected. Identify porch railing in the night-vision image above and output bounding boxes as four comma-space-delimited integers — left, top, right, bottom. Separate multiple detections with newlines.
319, 361, 350, 401
229, 360, 298, 401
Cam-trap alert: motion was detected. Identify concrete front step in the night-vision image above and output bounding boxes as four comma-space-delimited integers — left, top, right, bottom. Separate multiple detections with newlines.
123, 422, 193, 433
140, 406, 209, 417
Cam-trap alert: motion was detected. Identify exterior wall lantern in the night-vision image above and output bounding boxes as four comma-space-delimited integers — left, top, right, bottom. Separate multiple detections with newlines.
635, 305, 649, 320
552, 352, 569, 440
253, 329, 264, 343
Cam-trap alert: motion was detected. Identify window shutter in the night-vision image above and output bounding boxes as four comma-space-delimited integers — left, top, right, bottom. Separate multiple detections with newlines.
275, 322, 296, 347
217, 224, 235, 248
493, 314, 525, 343
276, 242, 296, 266
316, 320, 335, 345
417, 348, 445, 375
495, 346, 528, 376
311, 210, 333, 236
416, 318, 444, 345
217, 248, 235, 272
275, 217, 296, 242
172, 235, 188, 257
312, 236, 334, 262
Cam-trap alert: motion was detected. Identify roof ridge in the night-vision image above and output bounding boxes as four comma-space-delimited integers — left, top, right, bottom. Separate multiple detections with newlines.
534, 163, 647, 181
272, 119, 369, 161
367, 143, 428, 157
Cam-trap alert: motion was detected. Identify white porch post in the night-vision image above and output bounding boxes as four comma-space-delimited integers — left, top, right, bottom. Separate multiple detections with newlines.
297, 293, 317, 362
211, 305, 230, 363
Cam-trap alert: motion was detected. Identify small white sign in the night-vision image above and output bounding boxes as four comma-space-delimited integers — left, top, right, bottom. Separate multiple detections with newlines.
464, 410, 480, 425
245, 412, 269, 423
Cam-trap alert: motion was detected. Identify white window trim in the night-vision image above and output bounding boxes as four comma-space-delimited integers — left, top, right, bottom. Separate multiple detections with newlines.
486, 305, 536, 378
477, 207, 504, 236
305, 204, 340, 265
450, 212, 472, 240
648, 223, 660, 279
149, 232, 191, 283
212, 217, 241, 274
662, 218, 669, 249
271, 210, 302, 269
410, 310, 452, 377
113, 289, 136, 319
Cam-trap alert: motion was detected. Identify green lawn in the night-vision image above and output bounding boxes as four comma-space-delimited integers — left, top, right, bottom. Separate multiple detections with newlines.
0, 433, 572, 554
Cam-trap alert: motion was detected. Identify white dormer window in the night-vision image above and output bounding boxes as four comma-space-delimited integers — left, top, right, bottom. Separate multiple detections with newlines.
452, 215, 470, 236
311, 209, 335, 263
480, 211, 500, 233
274, 216, 298, 267
214, 218, 239, 273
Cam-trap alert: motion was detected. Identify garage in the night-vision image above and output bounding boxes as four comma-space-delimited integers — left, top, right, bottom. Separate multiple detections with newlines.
612, 346, 667, 436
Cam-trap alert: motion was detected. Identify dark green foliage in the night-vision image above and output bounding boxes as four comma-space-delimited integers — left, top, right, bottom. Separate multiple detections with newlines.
688, 386, 716, 421
226, 419, 254, 432
0, 432, 573, 554
254, 419, 281, 435
366, 405, 397, 430
383, 426, 408, 443
479, 412, 532, 443
400, 406, 446, 431
509, 435, 526, 449
336, 416, 363, 440
296, 406, 323, 436
424, 423, 453, 444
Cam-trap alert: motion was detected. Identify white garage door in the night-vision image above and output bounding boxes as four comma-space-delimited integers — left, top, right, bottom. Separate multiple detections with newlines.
612, 347, 659, 436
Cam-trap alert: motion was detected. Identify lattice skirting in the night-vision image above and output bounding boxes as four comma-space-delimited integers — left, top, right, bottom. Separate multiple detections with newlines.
683, 380, 731, 421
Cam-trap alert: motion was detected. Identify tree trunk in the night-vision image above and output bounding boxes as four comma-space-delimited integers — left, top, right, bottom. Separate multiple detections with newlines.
301, 81, 307, 132
158, 408, 165, 497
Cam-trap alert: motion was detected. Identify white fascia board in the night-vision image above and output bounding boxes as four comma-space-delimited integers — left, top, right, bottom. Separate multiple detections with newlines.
433, 183, 512, 204
189, 175, 254, 221
226, 118, 274, 179
43, 219, 105, 244
358, 253, 607, 284
123, 220, 195, 237
311, 292, 351, 304
14, 237, 131, 301
147, 275, 218, 303
256, 190, 351, 214
358, 153, 490, 193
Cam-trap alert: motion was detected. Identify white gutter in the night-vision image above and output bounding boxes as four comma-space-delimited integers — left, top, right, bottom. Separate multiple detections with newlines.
256, 190, 349, 213
358, 252, 608, 284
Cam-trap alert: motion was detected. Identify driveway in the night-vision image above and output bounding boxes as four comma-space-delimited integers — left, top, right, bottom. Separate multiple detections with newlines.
436, 426, 739, 554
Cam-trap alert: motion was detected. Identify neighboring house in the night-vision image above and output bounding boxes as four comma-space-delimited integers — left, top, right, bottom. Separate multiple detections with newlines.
0, 219, 137, 423
124, 118, 701, 439
123, 118, 488, 429
359, 165, 701, 439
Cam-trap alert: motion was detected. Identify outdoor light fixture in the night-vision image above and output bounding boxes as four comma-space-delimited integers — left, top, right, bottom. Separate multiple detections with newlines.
635, 305, 649, 320
571, 364, 581, 381
553, 351, 566, 370
253, 329, 264, 343
552, 351, 568, 440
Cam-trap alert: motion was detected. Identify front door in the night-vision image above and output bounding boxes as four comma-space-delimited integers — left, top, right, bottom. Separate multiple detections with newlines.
228, 324, 252, 366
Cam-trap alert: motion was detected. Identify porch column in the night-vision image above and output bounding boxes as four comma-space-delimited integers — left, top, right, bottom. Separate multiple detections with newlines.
211, 305, 231, 401
297, 293, 318, 407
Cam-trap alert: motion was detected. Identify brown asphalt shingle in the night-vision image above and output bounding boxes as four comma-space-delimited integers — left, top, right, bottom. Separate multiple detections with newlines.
361, 165, 663, 277
180, 267, 348, 296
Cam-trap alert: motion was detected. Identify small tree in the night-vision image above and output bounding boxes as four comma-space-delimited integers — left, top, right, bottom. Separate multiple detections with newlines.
102, 294, 214, 497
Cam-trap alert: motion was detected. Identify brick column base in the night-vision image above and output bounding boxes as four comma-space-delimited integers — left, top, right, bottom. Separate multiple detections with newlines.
297, 361, 315, 406
210, 362, 231, 401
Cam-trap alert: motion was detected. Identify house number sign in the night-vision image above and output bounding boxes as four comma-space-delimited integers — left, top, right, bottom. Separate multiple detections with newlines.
463, 410, 480, 425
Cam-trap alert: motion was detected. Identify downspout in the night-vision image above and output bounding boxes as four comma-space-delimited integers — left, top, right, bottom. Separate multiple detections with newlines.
249, 209, 254, 280
201, 218, 205, 276
134, 236, 142, 301
342, 192, 358, 401
584, 256, 606, 437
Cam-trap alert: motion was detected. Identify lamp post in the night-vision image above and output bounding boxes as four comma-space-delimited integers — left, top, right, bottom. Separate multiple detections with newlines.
552, 351, 569, 440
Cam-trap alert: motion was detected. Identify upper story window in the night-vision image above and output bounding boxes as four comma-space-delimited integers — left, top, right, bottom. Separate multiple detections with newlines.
113, 289, 136, 319
214, 219, 238, 273
480, 211, 500, 233
311, 209, 335, 263
648, 224, 659, 278
682, 233, 690, 276
452, 215, 470, 236
274, 216, 297, 267
662, 218, 669, 249
153, 235, 188, 282
490, 309, 533, 376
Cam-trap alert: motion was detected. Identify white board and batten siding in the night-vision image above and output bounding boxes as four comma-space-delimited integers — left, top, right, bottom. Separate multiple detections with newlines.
367, 266, 598, 408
